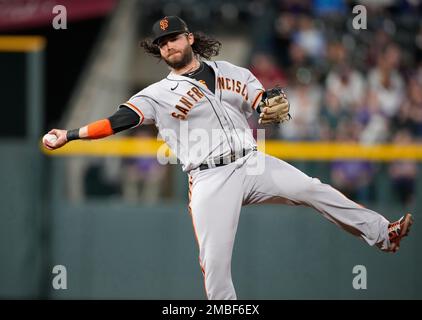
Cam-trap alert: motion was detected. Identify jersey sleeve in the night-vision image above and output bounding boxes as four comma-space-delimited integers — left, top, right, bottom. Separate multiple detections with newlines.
246, 70, 265, 111
119, 94, 156, 126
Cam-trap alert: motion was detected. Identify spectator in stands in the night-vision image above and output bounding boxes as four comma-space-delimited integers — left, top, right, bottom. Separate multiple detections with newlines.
392, 76, 422, 139
388, 129, 418, 207
319, 90, 350, 140
286, 41, 313, 79
326, 62, 366, 111
273, 12, 296, 66
292, 14, 326, 62
368, 43, 404, 118
407, 77, 422, 139
249, 52, 287, 88
330, 120, 376, 202
366, 29, 392, 67
278, 76, 322, 140
359, 90, 390, 144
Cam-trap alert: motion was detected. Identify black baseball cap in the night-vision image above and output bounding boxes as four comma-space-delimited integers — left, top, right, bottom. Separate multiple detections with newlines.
152, 16, 190, 45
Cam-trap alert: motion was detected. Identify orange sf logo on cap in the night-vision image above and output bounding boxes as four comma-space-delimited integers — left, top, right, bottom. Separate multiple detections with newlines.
160, 18, 169, 31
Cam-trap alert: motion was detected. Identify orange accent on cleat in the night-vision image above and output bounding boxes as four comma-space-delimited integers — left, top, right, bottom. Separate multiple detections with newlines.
387, 213, 414, 253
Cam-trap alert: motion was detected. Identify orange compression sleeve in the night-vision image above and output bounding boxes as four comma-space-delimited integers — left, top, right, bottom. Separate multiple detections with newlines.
86, 119, 114, 139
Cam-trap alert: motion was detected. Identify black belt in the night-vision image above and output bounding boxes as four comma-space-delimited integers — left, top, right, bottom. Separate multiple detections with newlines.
199, 147, 257, 171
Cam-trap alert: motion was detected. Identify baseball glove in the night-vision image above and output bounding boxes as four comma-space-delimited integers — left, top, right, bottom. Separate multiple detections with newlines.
258, 86, 292, 125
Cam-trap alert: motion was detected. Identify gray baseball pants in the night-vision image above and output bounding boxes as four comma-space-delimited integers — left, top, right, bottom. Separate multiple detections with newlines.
188, 151, 390, 300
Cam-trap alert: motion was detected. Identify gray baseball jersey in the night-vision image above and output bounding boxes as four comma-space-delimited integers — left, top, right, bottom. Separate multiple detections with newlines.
119, 59, 392, 300
120, 60, 263, 172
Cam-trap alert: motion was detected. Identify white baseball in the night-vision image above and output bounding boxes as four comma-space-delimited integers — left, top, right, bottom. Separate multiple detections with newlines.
43, 133, 57, 145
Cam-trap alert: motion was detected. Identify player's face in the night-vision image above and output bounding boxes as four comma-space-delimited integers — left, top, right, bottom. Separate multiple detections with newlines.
159, 33, 194, 70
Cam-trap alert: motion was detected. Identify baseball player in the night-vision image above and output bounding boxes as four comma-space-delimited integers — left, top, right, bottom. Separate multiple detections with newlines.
43, 16, 414, 300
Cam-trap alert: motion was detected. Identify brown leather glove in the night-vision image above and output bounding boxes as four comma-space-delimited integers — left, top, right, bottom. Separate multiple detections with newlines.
258, 87, 292, 125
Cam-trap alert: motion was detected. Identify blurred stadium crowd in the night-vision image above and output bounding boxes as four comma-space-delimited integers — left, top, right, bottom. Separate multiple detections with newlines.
82, 0, 422, 207
244, 0, 422, 206
132, 0, 421, 206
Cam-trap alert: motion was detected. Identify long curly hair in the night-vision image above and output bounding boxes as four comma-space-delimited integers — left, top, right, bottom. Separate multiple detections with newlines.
140, 31, 222, 60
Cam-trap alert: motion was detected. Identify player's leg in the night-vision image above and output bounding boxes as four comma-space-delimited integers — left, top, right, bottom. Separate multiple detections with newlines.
188, 164, 244, 300
244, 151, 393, 251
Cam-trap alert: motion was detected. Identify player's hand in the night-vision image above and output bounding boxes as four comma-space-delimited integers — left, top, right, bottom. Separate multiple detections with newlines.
43, 129, 68, 150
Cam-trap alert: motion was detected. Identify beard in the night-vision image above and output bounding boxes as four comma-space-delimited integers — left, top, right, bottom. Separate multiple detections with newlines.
163, 45, 194, 70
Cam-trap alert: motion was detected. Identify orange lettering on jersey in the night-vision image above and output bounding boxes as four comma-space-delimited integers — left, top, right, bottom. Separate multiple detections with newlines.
180, 96, 193, 109
217, 77, 225, 90
171, 112, 186, 120
191, 87, 204, 99
175, 105, 189, 115
241, 83, 247, 98
187, 90, 198, 102
216, 77, 249, 101
236, 81, 241, 93
225, 78, 231, 90
171, 86, 206, 120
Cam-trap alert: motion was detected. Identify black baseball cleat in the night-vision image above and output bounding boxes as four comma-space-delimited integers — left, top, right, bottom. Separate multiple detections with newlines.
387, 213, 414, 253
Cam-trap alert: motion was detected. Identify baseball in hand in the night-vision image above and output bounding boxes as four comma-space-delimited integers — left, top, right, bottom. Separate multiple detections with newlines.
43, 133, 57, 145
